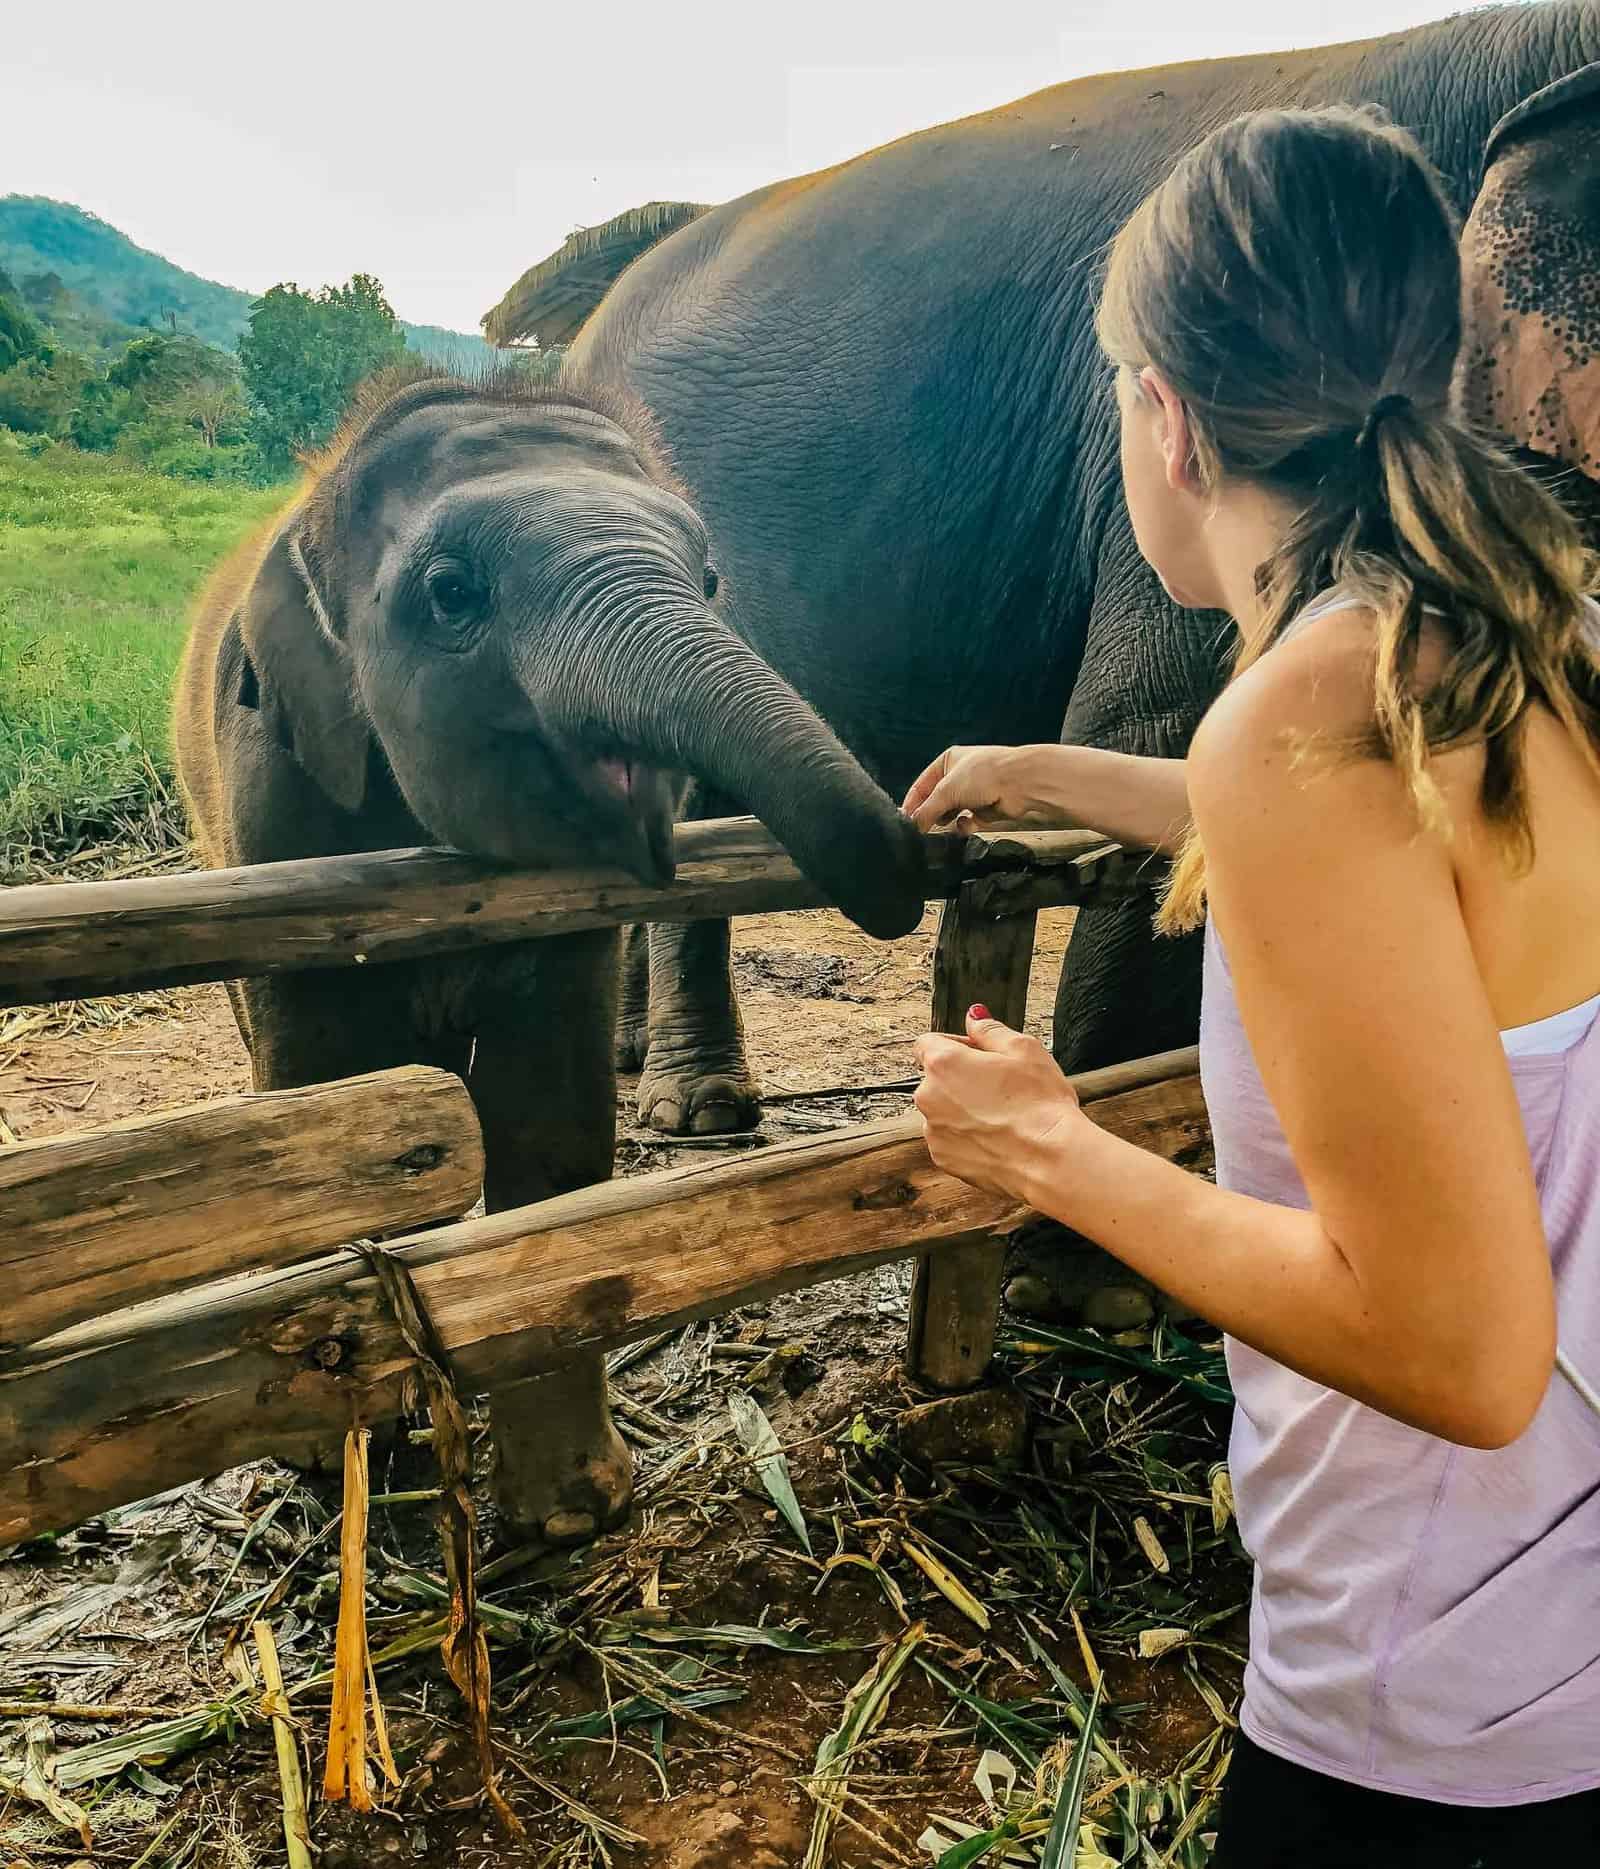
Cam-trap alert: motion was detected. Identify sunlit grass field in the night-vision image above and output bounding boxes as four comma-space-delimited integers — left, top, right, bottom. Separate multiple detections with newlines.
0, 442, 288, 865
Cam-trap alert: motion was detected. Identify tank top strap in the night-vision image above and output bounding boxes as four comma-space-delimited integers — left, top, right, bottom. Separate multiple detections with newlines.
1278, 587, 1364, 643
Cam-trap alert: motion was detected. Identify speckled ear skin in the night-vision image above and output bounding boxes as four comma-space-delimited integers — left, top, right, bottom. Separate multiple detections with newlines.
1459, 64, 1600, 485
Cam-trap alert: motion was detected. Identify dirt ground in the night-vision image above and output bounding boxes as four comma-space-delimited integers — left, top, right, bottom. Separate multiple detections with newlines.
1, 902, 1242, 1869
0, 903, 1077, 1144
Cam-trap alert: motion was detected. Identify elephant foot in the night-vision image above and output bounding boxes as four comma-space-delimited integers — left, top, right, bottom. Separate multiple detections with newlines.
636, 1059, 760, 1135
614, 1016, 650, 1075
1004, 1220, 1190, 1329
489, 1356, 634, 1548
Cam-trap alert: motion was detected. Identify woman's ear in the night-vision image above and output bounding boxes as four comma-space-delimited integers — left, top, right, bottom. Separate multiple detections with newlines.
1139, 367, 1202, 494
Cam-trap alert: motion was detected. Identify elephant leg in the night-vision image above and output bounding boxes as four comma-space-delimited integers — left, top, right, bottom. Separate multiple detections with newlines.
229, 966, 454, 1096
465, 932, 633, 1547
632, 781, 759, 1134
1008, 535, 1225, 1326
1053, 527, 1228, 1072
614, 923, 651, 1073
634, 916, 760, 1133
1053, 893, 1205, 1072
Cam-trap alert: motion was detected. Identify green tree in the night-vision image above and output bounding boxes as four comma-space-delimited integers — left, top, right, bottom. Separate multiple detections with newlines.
174, 377, 249, 449
238, 272, 407, 469
0, 347, 92, 434
67, 330, 245, 455
0, 283, 49, 371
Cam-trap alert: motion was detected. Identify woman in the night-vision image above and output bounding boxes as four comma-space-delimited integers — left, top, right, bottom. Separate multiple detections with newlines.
905, 107, 1600, 1866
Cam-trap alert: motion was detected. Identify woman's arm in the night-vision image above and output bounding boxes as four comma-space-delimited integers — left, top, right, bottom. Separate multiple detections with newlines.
901, 743, 1192, 854
913, 629, 1557, 1448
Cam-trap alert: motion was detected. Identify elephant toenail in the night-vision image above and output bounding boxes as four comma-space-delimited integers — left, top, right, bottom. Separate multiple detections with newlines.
543, 1509, 599, 1544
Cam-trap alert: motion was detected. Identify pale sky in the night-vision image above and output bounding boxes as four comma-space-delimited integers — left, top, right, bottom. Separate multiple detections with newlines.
2, 0, 1490, 337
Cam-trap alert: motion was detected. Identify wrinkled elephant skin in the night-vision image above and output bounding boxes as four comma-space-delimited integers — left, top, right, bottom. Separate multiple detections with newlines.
484, 5, 1600, 1133
1461, 61, 1600, 542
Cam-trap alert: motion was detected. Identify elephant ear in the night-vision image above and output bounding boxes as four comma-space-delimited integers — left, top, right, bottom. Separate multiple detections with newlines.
1459, 64, 1600, 483
482, 200, 709, 347
235, 512, 373, 816
1481, 63, 1600, 175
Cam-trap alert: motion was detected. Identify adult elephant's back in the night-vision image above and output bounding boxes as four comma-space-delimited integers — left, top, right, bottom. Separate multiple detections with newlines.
484, 0, 1600, 1115
505, 3, 1597, 798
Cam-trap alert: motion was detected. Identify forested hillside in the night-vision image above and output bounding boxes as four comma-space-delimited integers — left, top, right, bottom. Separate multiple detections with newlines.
0, 196, 493, 366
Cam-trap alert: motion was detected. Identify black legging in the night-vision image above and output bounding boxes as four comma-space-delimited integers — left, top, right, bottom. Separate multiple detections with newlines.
1210, 1730, 1600, 1868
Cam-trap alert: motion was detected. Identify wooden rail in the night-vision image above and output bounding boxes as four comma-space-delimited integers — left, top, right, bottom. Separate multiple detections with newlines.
0, 814, 1172, 1542
1, 1069, 483, 1349
0, 819, 1151, 1007
0, 1049, 1203, 1545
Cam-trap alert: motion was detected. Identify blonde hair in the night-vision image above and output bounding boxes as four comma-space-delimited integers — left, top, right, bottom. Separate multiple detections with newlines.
1095, 105, 1600, 933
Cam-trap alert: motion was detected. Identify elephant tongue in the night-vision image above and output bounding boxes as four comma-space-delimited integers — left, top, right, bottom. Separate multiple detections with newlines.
596, 755, 637, 799
593, 754, 677, 884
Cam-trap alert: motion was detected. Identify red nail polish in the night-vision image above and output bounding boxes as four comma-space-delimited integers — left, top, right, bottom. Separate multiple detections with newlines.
969, 1003, 991, 1022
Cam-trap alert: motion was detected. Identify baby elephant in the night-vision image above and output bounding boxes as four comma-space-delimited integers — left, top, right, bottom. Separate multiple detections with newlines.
174, 367, 925, 1544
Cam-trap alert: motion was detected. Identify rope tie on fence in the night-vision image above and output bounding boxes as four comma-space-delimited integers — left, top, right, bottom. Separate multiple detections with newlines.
352, 1241, 521, 1836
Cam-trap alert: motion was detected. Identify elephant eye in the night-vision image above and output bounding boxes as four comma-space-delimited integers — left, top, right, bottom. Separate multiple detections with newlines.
426, 563, 483, 625
703, 563, 720, 600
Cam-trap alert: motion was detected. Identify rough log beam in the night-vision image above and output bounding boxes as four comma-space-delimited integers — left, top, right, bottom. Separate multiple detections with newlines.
0, 819, 1152, 1008
1, 1069, 484, 1350
0, 1048, 1204, 1545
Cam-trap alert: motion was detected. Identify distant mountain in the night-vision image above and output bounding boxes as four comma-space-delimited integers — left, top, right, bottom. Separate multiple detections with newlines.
0, 197, 494, 369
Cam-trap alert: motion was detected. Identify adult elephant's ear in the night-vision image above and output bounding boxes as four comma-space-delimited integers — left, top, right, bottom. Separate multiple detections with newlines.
235, 512, 373, 817
1458, 63, 1600, 492
482, 200, 709, 347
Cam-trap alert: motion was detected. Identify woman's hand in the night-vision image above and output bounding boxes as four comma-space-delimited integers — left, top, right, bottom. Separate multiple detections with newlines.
902, 743, 1193, 854
912, 1006, 1085, 1199
902, 745, 1048, 832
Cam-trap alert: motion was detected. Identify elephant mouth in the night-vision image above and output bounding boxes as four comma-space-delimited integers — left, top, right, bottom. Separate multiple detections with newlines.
486, 719, 677, 887
593, 754, 646, 804
574, 742, 676, 884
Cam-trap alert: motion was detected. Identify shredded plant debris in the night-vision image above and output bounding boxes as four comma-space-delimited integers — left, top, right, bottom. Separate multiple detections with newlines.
1, 1280, 1245, 1867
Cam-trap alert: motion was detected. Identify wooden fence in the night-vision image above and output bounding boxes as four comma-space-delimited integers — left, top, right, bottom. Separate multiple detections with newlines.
0, 820, 1206, 1545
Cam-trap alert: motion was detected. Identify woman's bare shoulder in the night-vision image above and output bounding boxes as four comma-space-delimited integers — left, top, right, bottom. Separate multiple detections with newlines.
1191, 605, 1382, 781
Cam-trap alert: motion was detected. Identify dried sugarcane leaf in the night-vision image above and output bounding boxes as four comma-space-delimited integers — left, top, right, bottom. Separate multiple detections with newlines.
0, 1719, 93, 1848
1132, 1516, 1170, 1576
253, 1622, 313, 1869
1138, 1628, 1189, 1661
803, 1622, 926, 1869
599, 1619, 854, 1653
364, 1645, 400, 1790
974, 1747, 1018, 1813
903, 1539, 991, 1631
1210, 1465, 1235, 1535
1069, 1606, 1101, 1690
818, 1550, 910, 1621
322, 1427, 372, 1812
358, 1242, 522, 1837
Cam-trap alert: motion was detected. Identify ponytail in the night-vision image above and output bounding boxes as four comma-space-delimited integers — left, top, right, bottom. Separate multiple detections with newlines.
1093, 104, 1600, 936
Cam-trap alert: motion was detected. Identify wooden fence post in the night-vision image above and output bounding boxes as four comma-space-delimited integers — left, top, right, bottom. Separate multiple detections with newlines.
904, 883, 1038, 1390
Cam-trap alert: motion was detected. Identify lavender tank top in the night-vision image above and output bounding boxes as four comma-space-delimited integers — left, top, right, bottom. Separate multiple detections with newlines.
1201, 921, 1600, 1804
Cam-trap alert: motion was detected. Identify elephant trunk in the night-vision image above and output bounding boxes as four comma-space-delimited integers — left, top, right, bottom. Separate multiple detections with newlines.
545, 594, 929, 940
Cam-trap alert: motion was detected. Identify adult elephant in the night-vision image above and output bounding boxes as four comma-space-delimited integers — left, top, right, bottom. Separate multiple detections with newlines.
1460, 59, 1600, 546
483, 2, 1600, 1137
173, 370, 927, 1544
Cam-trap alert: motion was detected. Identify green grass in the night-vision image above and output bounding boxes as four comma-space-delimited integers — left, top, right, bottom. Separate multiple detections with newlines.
0, 438, 288, 868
